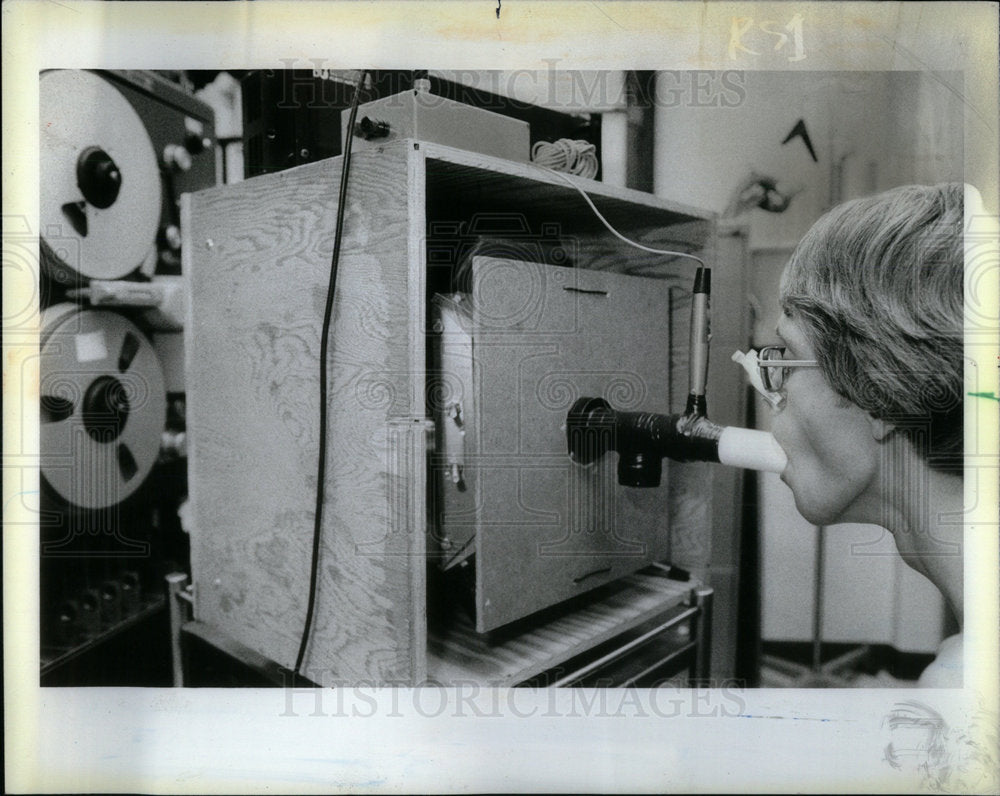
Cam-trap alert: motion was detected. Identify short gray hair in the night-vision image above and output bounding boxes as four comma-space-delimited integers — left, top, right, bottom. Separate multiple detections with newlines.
779, 183, 964, 471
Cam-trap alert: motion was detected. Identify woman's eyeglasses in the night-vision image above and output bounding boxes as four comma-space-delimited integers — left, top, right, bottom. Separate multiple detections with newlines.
756, 345, 819, 392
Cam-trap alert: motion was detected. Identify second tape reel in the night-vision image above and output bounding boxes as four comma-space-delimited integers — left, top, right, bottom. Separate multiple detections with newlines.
40, 303, 167, 509
40, 70, 163, 284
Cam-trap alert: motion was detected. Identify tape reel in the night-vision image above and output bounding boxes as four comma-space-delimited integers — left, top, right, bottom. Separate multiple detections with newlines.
40, 304, 167, 509
40, 70, 162, 282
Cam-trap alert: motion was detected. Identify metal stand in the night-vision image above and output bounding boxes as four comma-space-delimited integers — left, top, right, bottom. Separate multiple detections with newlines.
166, 572, 193, 687
692, 585, 714, 685
168, 571, 710, 688
761, 526, 870, 687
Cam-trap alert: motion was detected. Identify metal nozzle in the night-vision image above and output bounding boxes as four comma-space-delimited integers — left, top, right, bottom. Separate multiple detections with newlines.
566, 397, 723, 487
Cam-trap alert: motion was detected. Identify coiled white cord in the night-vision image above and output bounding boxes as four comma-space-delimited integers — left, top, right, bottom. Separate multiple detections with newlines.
531, 138, 600, 180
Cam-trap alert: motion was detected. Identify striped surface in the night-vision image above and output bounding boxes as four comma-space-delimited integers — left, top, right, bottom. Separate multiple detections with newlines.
427, 572, 694, 686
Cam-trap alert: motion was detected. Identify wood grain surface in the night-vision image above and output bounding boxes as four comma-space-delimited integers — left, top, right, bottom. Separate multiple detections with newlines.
186, 145, 423, 682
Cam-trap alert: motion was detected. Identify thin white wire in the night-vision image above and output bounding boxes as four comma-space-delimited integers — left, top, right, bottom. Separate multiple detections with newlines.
531, 162, 707, 267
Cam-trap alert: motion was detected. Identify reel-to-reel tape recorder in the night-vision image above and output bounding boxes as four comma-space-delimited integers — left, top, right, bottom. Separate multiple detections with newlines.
38, 69, 216, 684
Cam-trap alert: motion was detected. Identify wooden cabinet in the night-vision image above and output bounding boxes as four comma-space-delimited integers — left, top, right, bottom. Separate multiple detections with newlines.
183, 138, 745, 684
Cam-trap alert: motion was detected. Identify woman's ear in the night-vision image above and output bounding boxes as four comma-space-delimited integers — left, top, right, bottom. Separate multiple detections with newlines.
868, 414, 895, 441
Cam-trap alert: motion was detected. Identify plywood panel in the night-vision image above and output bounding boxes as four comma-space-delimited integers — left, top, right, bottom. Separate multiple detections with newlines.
423, 142, 714, 233
184, 143, 424, 682
424, 143, 713, 278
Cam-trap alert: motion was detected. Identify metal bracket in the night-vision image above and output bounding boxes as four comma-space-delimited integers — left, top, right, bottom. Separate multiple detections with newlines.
166, 572, 193, 687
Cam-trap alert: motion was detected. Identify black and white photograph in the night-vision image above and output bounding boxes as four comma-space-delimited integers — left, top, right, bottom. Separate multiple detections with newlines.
5, 2, 999, 793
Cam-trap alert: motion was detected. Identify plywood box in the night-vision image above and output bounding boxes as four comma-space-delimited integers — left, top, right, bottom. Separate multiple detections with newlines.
183, 139, 743, 684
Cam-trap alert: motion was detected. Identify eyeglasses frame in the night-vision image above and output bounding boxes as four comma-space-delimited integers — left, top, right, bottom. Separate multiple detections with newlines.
756, 345, 820, 392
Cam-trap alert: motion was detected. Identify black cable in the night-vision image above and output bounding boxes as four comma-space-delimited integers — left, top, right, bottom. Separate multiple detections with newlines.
294, 69, 369, 679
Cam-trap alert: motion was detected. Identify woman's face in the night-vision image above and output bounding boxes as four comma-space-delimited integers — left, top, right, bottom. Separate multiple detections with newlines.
770, 309, 885, 526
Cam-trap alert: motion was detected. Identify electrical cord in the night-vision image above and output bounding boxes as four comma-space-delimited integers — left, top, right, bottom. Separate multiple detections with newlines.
531, 161, 706, 267
294, 69, 369, 679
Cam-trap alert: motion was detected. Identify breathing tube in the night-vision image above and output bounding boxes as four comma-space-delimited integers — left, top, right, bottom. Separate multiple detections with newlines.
565, 266, 787, 486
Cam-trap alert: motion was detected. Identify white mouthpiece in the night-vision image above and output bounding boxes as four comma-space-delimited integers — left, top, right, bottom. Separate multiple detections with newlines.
717, 426, 787, 473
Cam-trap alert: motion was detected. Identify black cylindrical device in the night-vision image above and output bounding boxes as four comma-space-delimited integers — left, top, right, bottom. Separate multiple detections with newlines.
685, 265, 711, 417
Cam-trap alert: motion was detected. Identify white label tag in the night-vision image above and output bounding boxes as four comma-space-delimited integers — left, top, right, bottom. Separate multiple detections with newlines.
75, 331, 108, 363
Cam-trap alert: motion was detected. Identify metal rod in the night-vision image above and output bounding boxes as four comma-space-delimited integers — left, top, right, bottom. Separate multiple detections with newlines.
166, 572, 189, 688
692, 586, 714, 685
812, 526, 826, 671
761, 653, 811, 677
821, 644, 871, 675
549, 606, 700, 687
622, 642, 699, 687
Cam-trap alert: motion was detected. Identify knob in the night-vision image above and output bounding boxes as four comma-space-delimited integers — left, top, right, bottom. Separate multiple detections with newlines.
160, 224, 182, 252
82, 375, 130, 442
76, 146, 122, 209
163, 143, 193, 173
354, 117, 390, 141
184, 131, 211, 155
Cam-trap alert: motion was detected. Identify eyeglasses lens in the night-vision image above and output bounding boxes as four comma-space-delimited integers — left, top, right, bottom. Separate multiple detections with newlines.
760, 347, 785, 392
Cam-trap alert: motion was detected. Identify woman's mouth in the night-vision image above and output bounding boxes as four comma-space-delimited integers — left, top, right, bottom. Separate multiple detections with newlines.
776, 447, 790, 484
